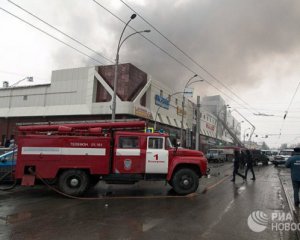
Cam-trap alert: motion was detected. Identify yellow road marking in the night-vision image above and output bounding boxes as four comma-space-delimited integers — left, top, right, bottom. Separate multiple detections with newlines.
202, 175, 230, 193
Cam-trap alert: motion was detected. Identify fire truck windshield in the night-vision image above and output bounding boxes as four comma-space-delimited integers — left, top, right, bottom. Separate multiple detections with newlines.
166, 137, 173, 148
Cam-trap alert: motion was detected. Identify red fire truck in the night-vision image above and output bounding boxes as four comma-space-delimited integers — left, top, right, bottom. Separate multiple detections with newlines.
14, 121, 207, 196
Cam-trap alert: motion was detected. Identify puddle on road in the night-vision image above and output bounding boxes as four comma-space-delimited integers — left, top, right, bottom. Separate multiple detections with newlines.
142, 218, 164, 232
237, 186, 246, 194
6, 211, 32, 224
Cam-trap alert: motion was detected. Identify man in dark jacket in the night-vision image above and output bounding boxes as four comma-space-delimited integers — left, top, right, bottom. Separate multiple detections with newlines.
231, 150, 246, 182
286, 147, 300, 206
245, 149, 256, 180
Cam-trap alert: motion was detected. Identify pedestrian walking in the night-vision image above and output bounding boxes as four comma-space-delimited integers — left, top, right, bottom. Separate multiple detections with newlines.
285, 147, 300, 207
245, 149, 256, 180
240, 150, 246, 170
231, 150, 246, 182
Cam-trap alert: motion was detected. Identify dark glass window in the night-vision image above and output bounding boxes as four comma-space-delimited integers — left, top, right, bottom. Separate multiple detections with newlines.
148, 137, 164, 149
118, 136, 139, 148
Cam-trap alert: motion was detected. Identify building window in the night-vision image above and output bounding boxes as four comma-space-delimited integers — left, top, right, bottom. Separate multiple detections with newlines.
174, 119, 178, 127
118, 136, 139, 148
94, 78, 112, 102
23, 95, 28, 101
160, 90, 163, 97
148, 137, 164, 149
158, 113, 163, 123
166, 116, 171, 125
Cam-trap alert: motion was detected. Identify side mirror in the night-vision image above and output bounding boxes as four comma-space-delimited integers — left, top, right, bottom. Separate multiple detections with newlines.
172, 139, 179, 152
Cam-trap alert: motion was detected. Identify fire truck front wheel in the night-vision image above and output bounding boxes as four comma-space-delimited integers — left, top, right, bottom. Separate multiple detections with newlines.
171, 168, 199, 195
58, 169, 90, 196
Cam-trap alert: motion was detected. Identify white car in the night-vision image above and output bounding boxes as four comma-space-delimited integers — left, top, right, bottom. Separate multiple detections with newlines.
206, 149, 226, 163
272, 149, 293, 167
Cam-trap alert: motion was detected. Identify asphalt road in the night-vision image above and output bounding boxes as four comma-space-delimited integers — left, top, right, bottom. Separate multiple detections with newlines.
0, 163, 297, 240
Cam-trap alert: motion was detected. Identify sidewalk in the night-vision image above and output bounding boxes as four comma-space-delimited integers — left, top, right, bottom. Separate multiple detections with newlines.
279, 168, 300, 238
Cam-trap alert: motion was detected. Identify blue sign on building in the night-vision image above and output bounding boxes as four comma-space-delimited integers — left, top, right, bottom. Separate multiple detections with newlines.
155, 95, 170, 109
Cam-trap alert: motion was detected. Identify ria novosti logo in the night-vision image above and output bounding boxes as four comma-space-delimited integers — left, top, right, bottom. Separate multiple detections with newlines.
247, 210, 300, 232
247, 211, 269, 232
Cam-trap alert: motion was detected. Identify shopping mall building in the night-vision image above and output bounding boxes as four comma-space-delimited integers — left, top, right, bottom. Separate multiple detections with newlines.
0, 63, 241, 152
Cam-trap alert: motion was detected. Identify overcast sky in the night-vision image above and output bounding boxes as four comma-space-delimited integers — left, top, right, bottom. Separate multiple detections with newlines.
1, 0, 300, 148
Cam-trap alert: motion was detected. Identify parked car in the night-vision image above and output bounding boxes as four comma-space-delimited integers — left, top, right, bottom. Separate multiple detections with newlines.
206, 149, 226, 163
249, 149, 269, 166
272, 149, 294, 167
261, 150, 279, 162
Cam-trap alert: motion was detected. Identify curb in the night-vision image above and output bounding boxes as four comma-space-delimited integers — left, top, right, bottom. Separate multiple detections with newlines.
279, 176, 300, 239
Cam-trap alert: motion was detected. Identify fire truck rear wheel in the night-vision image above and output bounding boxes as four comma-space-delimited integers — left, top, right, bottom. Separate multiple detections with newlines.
171, 168, 199, 195
58, 170, 90, 196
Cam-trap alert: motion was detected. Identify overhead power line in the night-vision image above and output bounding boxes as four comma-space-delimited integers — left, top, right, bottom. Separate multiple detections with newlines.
92, 0, 255, 113
119, 0, 258, 114
8, 0, 113, 64
0, 7, 105, 65
284, 81, 300, 120
277, 80, 300, 141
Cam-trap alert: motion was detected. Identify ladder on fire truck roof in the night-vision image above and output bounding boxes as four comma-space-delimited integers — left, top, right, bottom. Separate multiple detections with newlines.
17, 120, 147, 135
16, 118, 144, 126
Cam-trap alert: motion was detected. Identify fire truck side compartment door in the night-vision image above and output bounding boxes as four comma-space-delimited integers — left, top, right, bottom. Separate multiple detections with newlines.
146, 137, 168, 174
114, 135, 144, 173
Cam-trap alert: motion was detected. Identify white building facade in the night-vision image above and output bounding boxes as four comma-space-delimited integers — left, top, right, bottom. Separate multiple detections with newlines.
0, 64, 239, 151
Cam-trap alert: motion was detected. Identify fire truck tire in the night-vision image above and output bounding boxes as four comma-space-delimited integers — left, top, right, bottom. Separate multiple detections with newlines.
58, 170, 90, 196
171, 168, 199, 195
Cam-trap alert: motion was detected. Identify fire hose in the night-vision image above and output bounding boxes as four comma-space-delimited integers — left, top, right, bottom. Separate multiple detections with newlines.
0, 171, 17, 191
27, 167, 200, 200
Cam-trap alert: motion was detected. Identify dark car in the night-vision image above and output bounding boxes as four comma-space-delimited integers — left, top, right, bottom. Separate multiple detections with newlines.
249, 149, 269, 166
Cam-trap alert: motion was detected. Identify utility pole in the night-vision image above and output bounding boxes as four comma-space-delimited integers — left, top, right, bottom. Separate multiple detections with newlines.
180, 95, 186, 147
195, 96, 201, 151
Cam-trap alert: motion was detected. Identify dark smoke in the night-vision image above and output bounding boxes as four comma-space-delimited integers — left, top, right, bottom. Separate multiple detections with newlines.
51, 0, 300, 95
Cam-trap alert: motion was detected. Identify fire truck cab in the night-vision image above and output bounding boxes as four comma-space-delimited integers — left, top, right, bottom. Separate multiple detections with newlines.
15, 121, 207, 196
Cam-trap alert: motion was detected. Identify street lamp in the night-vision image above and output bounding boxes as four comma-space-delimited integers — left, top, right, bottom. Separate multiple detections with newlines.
8, 76, 34, 109
243, 127, 251, 144
180, 75, 204, 147
111, 14, 151, 121
10, 76, 33, 87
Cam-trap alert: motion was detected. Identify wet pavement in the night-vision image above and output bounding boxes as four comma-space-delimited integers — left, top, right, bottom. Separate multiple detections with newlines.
0, 163, 298, 240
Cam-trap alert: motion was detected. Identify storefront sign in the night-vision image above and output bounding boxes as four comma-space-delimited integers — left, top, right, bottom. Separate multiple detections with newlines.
208, 138, 217, 145
200, 136, 217, 145
155, 95, 169, 109
177, 106, 186, 116
184, 88, 194, 97
206, 123, 215, 131
135, 106, 153, 120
